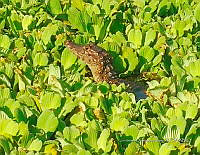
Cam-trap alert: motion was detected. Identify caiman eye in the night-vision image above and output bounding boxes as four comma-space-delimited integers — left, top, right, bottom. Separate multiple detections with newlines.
105, 59, 110, 64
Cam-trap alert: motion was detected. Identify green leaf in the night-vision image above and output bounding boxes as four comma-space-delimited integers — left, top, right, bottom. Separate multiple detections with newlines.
68, 7, 86, 33
40, 92, 61, 110
4, 99, 20, 115
185, 123, 198, 138
112, 55, 127, 73
22, 15, 33, 30
44, 144, 57, 154
61, 48, 77, 70
59, 98, 78, 117
62, 144, 79, 154
72, 0, 84, 11
18, 122, 29, 135
63, 126, 80, 142
84, 122, 98, 150
154, 36, 166, 51
77, 149, 91, 155
145, 136, 160, 155
159, 143, 176, 155
33, 53, 48, 67
122, 46, 138, 72
0, 88, 11, 100
169, 116, 186, 135
169, 96, 181, 105
1, 0, 200, 153
0, 63, 14, 79
10, 10, 22, 31
151, 118, 161, 132
124, 125, 139, 139
194, 137, 200, 153
97, 129, 110, 152
125, 142, 139, 155
28, 138, 42, 152
0, 35, 10, 49
139, 46, 155, 62
0, 19, 5, 31
153, 54, 162, 66
112, 32, 126, 46
0, 136, 10, 154
96, 17, 110, 41
128, 29, 142, 48
194, 3, 200, 22
137, 128, 154, 139
14, 108, 27, 122
102, 0, 111, 15
157, 0, 170, 17
49, 64, 60, 79
17, 93, 35, 107
171, 64, 185, 81
70, 112, 87, 127
133, 0, 145, 8
49, 0, 62, 15
37, 110, 58, 132
175, 20, 185, 37
41, 24, 58, 45
185, 104, 198, 119
110, 116, 129, 132
0, 119, 19, 136
186, 60, 200, 77
145, 29, 156, 46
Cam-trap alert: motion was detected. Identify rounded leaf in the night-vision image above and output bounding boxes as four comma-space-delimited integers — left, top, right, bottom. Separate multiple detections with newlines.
2, 119, 19, 136
159, 143, 176, 155
61, 48, 77, 70
63, 126, 80, 142
40, 92, 61, 110
195, 4, 200, 22
185, 104, 198, 119
145, 29, 156, 45
186, 60, 200, 77
125, 142, 139, 155
145, 136, 161, 154
28, 138, 42, 152
37, 110, 58, 132
33, 53, 48, 67
139, 46, 155, 62
22, 15, 33, 30
97, 129, 110, 151
110, 117, 129, 132
0, 35, 10, 49
49, 0, 62, 15
128, 29, 142, 48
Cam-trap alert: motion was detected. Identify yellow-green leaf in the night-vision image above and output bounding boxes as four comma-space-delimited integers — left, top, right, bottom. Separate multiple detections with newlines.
110, 116, 129, 132
28, 138, 42, 152
128, 29, 142, 48
22, 15, 33, 30
145, 29, 156, 45
61, 48, 77, 70
185, 104, 198, 119
49, 0, 62, 15
37, 110, 58, 132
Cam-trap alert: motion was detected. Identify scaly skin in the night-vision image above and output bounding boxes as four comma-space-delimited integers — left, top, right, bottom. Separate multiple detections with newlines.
64, 40, 146, 98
